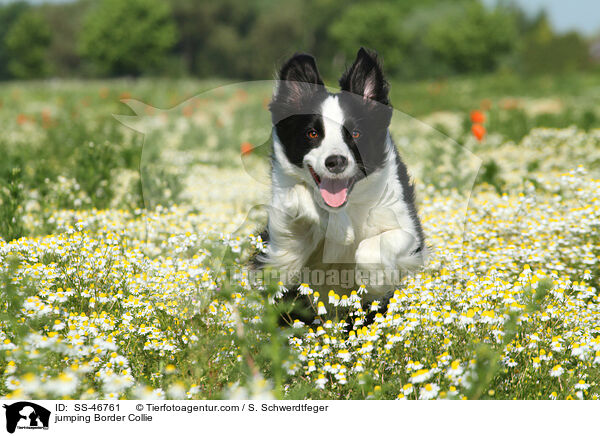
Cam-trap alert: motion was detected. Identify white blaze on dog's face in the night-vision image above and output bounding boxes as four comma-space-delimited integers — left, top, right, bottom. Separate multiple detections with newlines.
303, 96, 356, 208
270, 49, 393, 211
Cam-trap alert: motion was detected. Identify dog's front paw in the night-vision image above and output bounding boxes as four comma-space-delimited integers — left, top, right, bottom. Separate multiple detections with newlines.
356, 229, 423, 271
355, 234, 382, 266
354, 230, 423, 296
380, 229, 424, 270
354, 235, 381, 288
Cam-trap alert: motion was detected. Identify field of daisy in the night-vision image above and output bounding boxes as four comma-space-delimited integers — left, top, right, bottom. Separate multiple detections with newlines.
1, 75, 599, 400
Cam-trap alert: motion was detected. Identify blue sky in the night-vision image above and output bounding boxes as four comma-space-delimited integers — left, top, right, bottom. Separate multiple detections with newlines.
484, 0, 600, 35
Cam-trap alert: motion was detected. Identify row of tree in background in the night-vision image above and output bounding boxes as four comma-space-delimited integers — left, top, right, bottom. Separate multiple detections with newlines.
0, 0, 596, 81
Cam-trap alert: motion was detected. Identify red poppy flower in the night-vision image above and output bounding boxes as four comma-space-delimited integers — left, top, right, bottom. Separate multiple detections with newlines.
470, 110, 486, 124
471, 124, 486, 141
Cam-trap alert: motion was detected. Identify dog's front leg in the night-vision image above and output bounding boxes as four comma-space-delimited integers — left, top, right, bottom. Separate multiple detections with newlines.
354, 229, 424, 296
266, 183, 324, 276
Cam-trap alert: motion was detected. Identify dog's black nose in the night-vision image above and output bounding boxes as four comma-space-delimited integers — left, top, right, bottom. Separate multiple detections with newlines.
324, 155, 348, 174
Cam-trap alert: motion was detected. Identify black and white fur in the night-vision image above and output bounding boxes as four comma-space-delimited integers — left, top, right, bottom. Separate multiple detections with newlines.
257, 48, 426, 304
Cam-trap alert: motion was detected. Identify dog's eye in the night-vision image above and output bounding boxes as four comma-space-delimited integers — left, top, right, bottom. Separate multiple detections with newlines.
352, 130, 361, 139
307, 129, 319, 139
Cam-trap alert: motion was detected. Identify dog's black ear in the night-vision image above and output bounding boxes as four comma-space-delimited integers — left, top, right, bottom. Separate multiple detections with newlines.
273, 53, 324, 106
339, 47, 389, 104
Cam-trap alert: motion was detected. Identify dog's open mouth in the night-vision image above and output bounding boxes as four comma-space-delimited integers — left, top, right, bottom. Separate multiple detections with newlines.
308, 165, 354, 208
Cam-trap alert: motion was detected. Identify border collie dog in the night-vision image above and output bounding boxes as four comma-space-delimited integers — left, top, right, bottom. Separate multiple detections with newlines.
257, 48, 426, 312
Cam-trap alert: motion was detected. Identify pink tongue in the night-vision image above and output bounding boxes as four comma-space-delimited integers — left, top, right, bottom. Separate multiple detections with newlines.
319, 178, 349, 207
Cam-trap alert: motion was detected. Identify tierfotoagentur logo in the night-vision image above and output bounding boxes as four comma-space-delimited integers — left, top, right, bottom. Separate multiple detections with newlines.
2, 402, 51, 433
